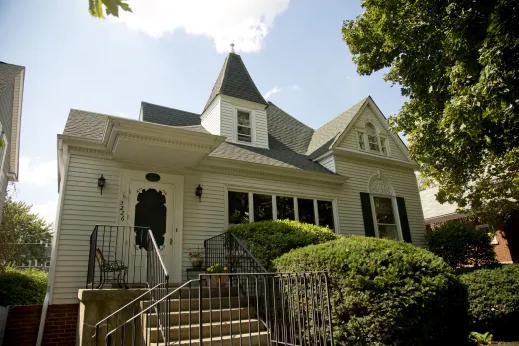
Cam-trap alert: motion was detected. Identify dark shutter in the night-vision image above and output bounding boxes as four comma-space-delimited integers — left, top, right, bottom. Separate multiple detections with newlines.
396, 197, 412, 243
360, 193, 376, 237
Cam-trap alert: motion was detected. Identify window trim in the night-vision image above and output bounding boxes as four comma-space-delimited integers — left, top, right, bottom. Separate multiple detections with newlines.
357, 122, 390, 156
369, 194, 403, 240
235, 107, 255, 145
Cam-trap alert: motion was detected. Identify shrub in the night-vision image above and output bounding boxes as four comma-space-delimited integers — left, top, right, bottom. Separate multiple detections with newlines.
459, 264, 519, 341
274, 236, 469, 346
229, 220, 337, 269
0, 266, 48, 306
426, 222, 496, 268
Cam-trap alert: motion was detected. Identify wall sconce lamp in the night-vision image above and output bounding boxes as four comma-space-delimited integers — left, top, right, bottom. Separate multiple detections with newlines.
195, 184, 203, 202
98, 175, 106, 195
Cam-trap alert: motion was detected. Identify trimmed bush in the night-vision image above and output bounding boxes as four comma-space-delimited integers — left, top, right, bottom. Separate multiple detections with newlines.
274, 236, 469, 346
0, 267, 48, 306
426, 222, 496, 268
229, 220, 337, 269
459, 264, 519, 341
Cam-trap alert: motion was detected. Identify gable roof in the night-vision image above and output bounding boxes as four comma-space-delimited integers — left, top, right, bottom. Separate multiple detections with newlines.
306, 97, 368, 157
141, 102, 201, 126
0, 62, 24, 93
419, 187, 460, 222
203, 53, 267, 112
63, 109, 110, 141
266, 102, 314, 155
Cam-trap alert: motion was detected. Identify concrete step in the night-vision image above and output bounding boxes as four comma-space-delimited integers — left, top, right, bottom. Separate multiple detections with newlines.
142, 297, 249, 311
147, 307, 252, 326
148, 319, 265, 342
156, 331, 270, 345
167, 287, 239, 299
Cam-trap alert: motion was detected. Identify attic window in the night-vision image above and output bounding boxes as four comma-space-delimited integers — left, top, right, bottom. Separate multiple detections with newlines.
357, 131, 365, 150
237, 110, 252, 143
366, 123, 380, 152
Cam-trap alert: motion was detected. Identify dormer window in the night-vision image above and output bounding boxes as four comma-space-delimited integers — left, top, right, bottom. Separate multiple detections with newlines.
366, 123, 380, 152
358, 122, 389, 156
357, 131, 365, 150
237, 110, 252, 143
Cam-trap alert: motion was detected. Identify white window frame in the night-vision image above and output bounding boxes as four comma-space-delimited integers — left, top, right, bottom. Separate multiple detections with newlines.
235, 108, 255, 145
357, 130, 366, 150
379, 136, 389, 156
370, 194, 403, 240
357, 122, 391, 157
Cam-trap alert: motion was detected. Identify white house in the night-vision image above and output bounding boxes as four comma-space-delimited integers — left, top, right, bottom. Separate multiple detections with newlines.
46, 51, 425, 308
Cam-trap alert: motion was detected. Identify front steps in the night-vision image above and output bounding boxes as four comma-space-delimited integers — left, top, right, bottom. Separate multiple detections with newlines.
141, 287, 268, 345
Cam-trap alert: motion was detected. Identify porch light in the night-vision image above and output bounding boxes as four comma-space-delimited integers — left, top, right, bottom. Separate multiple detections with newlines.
98, 175, 106, 195
195, 184, 203, 202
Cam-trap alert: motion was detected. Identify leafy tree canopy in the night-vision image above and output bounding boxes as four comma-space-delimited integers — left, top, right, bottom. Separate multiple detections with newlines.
89, 0, 132, 18
0, 198, 53, 271
343, 0, 519, 223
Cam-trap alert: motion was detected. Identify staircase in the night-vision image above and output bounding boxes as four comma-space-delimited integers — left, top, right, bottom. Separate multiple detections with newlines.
141, 286, 268, 345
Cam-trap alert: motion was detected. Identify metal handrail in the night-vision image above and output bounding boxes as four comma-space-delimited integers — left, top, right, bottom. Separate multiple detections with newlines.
229, 232, 268, 273
147, 229, 169, 279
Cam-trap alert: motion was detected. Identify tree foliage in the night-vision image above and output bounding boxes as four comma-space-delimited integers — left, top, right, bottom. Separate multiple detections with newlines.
0, 198, 53, 271
343, 0, 519, 223
88, 0, 132, 18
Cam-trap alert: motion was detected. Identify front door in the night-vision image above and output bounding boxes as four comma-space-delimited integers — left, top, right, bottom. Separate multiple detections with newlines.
128, 180, 175, 280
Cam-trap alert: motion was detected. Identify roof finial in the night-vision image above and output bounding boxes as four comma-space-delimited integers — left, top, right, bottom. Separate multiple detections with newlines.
230, 43, 235, 53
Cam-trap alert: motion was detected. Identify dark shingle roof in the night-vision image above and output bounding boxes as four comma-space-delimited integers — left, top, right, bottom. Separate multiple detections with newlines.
64, 109, 109, 141
306, 97, 368, 156
266, 102, 314, 155
203, 53, 267, 112
209, 142, 333, 174
0, 62, 24, 93
141, 102, 201, 126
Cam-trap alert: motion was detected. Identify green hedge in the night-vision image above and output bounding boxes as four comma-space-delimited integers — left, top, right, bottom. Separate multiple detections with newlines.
459, 264, 519, 341
229, 220, 337, 269
426, 222, 496, 268
274, 236, 468, 346
0, 267, 48, 306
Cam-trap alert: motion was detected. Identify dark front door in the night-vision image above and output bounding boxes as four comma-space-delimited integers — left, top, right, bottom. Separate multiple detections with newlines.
134, 188, 167, 250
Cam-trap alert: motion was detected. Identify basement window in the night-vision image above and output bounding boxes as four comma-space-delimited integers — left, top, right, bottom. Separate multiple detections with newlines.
237, 110, 252, 143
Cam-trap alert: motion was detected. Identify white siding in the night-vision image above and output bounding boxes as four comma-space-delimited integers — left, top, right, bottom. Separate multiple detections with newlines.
317, 155, 335, 173
220, 99, 235, 141
338, 105, 408, 161
253, 108, 269, 149
201, 97, 221, 136
333, 155, 426, 246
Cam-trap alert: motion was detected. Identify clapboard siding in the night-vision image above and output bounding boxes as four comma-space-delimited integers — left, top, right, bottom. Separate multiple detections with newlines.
334, 155, 426, 247
220, 99, 235, 141
220, 98, 269, 148
338, 105, 408, 161
0, 79, 14, 221
201, 98, 220, 135
254, 108, 269, 148
317, 155, 335, 173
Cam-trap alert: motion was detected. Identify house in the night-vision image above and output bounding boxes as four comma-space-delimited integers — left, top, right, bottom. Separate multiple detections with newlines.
42, 50, 425, 344
420, 186, 517, 263
15, 240, 52, 272
0, 62, 24, 221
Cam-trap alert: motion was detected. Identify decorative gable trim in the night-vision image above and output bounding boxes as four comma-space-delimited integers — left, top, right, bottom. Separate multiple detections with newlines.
333, 147, 418, 169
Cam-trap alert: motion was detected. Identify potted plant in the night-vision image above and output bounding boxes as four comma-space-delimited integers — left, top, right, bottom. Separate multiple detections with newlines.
188, 248, 203, 269
206, 263, 229, 287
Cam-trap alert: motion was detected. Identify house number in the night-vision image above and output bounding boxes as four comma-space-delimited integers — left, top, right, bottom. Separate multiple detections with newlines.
119, 200, 125, 221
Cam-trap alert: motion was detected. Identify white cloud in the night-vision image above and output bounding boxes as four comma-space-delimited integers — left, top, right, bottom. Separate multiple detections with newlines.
263, 86, 282, 100
116, 0, 290, 53
19, 157, 57, 186
31, 200, 58, 226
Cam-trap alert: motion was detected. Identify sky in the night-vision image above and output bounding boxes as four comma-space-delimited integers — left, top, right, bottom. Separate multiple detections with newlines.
0, 0, 407, 226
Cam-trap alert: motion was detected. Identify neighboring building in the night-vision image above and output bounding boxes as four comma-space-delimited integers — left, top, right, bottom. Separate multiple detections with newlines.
0, 62, 24, 221
47, 50, 425, 306
420, 186, 516, 263
15, 241, 52, 272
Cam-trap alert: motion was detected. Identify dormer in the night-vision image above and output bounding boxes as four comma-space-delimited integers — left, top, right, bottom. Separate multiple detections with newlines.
201, 50, 269, 149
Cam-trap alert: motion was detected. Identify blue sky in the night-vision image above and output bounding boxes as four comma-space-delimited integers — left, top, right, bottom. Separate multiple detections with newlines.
0, 0, 407, 225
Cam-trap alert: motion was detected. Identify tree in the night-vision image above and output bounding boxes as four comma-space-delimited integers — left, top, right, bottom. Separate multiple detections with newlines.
88, 0, 132, 19
417, 172, 436, 191
342, 0, 519, 223
0, 198, 52, 271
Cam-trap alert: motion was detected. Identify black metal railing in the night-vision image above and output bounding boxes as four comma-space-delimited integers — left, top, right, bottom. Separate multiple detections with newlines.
87, 225, 154, 289
92, 229, 170, 345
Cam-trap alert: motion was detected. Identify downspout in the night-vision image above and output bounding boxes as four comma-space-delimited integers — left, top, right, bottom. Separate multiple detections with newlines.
37, 143, 70, 346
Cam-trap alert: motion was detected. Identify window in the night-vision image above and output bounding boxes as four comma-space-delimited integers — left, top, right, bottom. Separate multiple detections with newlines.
276, 196, 295, 220
237, 110, 252, 143
366, 123, 380, 152
253, 193, 273, 221
317, 200, 334, 230
298, 198, 315, 224
357, 131, 365, 150
372, 196, 398, 240
228, 191, 249, 224
380, 137, 388, 155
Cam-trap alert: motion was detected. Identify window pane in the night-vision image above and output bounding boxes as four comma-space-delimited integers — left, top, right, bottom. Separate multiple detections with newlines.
238, 134, 252, 142
298, 198, 315, 224
253, 194, 273, 221
373, 196, 395, 224
358, 132, 365, 150
378, 225, 398, 240
237, 111, 251, 126
317, 200, 334, 230
380, 138, 387, 154
276, 196, 295, 220
368, 135, 379, 151
237, 126, 251, 135
228, 191, 249, 224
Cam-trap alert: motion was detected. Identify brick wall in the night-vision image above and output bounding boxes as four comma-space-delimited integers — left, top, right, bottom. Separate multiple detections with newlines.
4, 304, 79, 346
495, 230, 513, 263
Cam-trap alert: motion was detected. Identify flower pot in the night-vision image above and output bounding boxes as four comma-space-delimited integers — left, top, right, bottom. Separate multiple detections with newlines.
210, 274, 228, 287
191, 258, 203, 268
